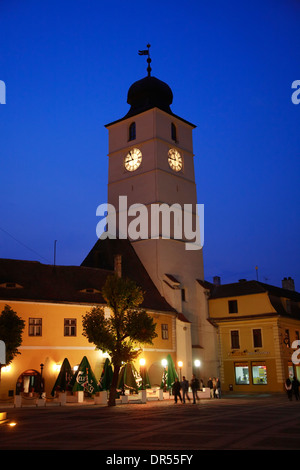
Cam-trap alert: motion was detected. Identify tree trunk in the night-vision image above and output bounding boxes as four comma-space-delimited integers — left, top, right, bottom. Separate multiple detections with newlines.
108, 364, 120, 406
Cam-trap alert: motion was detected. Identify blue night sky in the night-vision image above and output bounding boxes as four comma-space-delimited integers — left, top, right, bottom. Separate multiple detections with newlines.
0, 0, 299, 289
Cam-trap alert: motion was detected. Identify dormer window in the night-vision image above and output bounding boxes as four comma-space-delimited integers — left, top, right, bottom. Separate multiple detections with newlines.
129, 122, 136, 141
0, 282, 23, 289
79, 288, 101, 294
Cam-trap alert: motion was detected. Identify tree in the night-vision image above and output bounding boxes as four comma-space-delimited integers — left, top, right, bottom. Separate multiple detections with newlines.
0, 304, 25, 382
82, 274, 157, 406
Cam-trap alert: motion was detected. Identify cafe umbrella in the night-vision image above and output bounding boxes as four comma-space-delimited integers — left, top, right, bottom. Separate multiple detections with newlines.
98, 358, 113, 391
51, 358, 73, 396
117, 362, 140, 394
160, 354, 178, 391
70, 356, 99, 395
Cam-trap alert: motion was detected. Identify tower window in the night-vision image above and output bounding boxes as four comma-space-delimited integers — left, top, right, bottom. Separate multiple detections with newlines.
129, 122, 136, 141
171, 123, 177, 142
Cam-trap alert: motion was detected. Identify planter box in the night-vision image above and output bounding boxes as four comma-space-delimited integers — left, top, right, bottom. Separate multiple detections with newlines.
94, 391, 108, 405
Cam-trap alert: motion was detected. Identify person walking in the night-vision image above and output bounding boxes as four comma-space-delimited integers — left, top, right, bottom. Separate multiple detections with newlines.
207, 377, 214, 398
285, 378, 293, 401
216, 378, 221, 398
292, 376, 300, 400
181, 376, 190, 403
172, 377, 182, 404
190, 374, 200, 404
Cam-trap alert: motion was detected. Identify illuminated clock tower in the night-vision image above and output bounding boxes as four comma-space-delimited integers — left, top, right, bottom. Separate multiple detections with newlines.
104, 48, 217, 378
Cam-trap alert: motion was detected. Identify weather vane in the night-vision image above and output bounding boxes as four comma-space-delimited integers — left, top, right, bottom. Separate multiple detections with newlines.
138, 44, 151, 77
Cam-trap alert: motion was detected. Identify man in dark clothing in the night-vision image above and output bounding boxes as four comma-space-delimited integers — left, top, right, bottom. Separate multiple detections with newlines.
292, 376, 300, 400
172, 378, 182, 403
190, 374, 200, 404
181, 376, 190, 403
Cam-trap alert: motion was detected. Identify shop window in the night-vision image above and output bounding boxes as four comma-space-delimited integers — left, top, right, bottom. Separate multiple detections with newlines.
228, 300, 238, 313
231, 330, 240, 349
234, 363, 249, 385
64, 318, 77, 337
253, 328, 262, 348
29, 318, 42, 336
252, 362, 267, 385
161, 324, 169, 340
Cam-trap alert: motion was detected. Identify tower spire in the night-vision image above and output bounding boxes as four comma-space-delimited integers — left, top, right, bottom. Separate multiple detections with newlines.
138, 44, 151, 77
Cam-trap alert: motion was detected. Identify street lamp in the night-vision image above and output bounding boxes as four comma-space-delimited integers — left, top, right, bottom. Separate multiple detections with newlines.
178, 361, 183, 381
161, 358, 167, 392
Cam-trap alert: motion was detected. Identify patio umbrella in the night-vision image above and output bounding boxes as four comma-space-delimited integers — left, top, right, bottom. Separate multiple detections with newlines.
51, 358, 73, 396
139, 363, 151, 389
98, 358, 113, 391
117, 362, 140, 393
160, 354, 178, 390
70, 356, 99, 395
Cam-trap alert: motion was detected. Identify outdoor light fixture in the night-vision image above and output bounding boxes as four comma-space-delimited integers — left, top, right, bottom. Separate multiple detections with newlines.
161, 358, 167, 367
139, 358, 146, 366
2, 365, 11, 373
194, 359, 201, 368
53, 363, 61, 372
178, 361, 183, 380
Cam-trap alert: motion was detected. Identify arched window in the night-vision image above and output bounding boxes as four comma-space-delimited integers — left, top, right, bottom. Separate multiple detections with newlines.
129, 122, 136, 141
171, 123, 177, 142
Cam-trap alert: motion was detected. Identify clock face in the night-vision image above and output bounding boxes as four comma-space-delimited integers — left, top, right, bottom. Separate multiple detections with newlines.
124, 148, 142, 171
168, 148, 183, 172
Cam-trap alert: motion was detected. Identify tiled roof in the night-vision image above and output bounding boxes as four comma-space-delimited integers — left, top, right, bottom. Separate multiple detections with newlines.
81, 238, 177, 313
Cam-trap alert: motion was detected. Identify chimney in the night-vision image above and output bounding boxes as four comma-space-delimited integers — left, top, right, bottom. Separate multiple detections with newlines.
213, 276, 221, 286
282, 277, 295, 291
114, 254, 122, 278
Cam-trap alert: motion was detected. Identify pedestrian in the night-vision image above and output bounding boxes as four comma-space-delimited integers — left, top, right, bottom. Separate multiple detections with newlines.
216, 378, 221, 398
285, 378, 293, 401
181, 376, 190, 403
207, 377, 214, 398
212, 377, 217, 398
190, 374, 200, 404
172, 377, 182, 404
292, 376, 300, 400
199, 379, 204, 391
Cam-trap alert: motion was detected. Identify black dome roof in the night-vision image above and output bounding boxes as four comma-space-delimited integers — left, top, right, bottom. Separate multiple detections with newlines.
124, 75, 173, 119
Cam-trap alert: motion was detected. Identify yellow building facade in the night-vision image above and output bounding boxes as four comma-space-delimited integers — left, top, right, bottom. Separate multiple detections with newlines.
204, 277, 300, 393
0, 252, 191, 401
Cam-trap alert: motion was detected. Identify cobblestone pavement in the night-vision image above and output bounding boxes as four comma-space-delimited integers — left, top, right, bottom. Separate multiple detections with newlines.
0, 394, 300, 453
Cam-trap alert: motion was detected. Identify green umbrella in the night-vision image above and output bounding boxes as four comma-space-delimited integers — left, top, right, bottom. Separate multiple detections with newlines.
160, 354, 178, 390
51, 358, 73, 396
70, 356, 99, 395
139, 364, 151, 389
98, 358, 113, 391
117, 363, 140, 393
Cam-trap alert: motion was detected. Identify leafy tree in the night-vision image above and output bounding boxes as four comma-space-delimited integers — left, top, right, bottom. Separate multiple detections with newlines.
0, 304, 25, 382
82, 274, 157, 406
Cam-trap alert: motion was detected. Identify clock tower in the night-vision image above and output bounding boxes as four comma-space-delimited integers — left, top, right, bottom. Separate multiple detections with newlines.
103, 53, 217, 378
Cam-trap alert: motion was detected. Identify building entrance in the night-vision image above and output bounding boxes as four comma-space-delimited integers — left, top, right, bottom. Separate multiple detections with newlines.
16, 369, 42, 395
